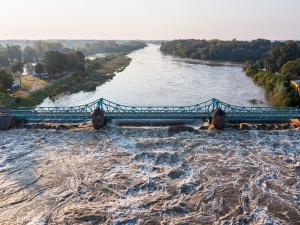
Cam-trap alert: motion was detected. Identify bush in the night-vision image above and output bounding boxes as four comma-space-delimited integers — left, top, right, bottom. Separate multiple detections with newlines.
15, 97, 22, 103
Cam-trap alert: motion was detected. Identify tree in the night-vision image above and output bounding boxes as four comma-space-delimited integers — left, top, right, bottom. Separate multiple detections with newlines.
0, 55, 10, 68
0, 83, 5, 96
23, 46, 36, 63
75, 51, 85, 63
281, 58, 300, 76
66, 53, 80, 71
265, 41, 300, 73
0, 69, 13, 89
11, 61, 24, 83
269, 82, 291, 107
5, 44, 22, 63
35, 63, 44, 79
43, 51, 67, 76
74, 62, 85, 73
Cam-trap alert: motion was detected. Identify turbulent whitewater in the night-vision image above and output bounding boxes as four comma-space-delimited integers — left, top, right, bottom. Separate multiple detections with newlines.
0, 124, 300, 224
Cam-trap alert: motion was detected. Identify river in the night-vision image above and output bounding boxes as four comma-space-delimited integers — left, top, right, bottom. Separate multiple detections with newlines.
39, 44, 267, 107
1, 125, 299, 224
2, 45, 300, 225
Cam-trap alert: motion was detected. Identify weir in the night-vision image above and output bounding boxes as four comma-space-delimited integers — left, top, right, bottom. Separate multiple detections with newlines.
1, 98, 300, 123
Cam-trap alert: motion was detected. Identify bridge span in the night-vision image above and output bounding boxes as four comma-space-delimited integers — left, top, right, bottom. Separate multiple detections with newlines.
1, 98, 300, 122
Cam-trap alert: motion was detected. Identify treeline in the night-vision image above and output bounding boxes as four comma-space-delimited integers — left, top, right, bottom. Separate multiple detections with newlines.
243, 41, 300, 107
160, 39, 271, 62
75, 40, 147, 55
37, 51, 86, 77
0, 40, 146, 98
0, 40, 147, 68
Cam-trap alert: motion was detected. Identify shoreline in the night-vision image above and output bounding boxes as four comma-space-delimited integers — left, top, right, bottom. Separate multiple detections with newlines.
6, 54, 131, 108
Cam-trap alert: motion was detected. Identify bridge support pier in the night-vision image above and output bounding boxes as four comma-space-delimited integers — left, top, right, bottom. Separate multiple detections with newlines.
91, 108, 105, 130
0, 116, 15, 130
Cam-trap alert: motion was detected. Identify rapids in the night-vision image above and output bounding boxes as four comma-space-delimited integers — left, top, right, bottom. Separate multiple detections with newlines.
0, 125, 299, 224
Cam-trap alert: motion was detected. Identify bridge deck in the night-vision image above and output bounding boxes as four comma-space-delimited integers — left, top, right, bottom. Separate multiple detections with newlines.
1, 98, 300, 121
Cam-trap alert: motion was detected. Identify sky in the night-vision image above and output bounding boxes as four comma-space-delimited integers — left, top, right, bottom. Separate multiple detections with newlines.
0, 0, 299, 40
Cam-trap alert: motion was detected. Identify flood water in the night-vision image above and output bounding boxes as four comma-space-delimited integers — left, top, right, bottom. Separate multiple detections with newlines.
0, 125, 299, 224
39, 44, 267, 107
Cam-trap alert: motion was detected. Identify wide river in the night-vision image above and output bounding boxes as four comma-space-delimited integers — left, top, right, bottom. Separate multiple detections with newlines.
39, 44, 267, 107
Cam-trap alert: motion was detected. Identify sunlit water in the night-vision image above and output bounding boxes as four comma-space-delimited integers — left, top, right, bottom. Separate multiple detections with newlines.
0, 125, 299, 224
39, 44, 267, 107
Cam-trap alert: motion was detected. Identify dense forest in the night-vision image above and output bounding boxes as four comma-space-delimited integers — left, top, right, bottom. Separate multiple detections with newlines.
161, 39, 300, 107
160, 39, 271, 62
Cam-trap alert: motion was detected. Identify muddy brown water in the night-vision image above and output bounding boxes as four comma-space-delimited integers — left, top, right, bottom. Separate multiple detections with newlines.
0, 125, 299, 224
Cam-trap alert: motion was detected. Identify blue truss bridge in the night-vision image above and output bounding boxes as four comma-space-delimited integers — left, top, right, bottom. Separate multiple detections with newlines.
1, 98, 300, 122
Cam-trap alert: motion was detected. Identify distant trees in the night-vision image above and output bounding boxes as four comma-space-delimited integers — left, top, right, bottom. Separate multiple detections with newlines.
11, 61, 24, 83
43, 51, 86, 76
0, 55, 10, 68
160, 39, 271, 62
281, 58, 300, 76
35, 63, 44, 78
44, 51, 67, 76
23, 46, 36, 63
75, 40, 147, 55
5, 45, 22, 63
265, 41, 300, 73
0, 69, 13, 90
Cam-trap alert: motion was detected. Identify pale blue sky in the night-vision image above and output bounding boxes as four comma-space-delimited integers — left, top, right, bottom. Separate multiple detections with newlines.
0, 0, 299, 40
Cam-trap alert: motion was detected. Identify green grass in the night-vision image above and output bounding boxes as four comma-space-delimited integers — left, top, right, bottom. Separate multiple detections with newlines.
37, 80, 48, 85
10, 77, 71, 107
21, 80, 33, 88
0, 94, 15, 105
23, 77, 36, 81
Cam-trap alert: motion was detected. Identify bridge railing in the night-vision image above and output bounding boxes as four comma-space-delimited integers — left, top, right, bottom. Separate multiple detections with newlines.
215, 100, 300, 120
3, 98, 300, 121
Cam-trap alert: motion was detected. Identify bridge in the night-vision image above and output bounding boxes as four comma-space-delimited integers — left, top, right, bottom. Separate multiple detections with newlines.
1, 98, 300, 122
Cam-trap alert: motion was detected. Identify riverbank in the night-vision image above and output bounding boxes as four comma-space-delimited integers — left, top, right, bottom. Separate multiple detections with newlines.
0, 124, 299, 224
4, 54, 131, 108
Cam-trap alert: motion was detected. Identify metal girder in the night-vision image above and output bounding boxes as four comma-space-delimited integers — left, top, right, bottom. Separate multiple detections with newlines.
2, 98, 300, 121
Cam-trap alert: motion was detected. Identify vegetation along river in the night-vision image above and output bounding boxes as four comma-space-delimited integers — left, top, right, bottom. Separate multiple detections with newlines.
39, 44, 268, 107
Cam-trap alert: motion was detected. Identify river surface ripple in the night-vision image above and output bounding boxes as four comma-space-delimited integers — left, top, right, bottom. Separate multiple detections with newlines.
39, 44, 267, 107
0, 126, 299, 224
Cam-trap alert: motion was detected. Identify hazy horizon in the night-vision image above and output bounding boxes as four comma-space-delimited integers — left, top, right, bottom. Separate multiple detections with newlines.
1, 0, 299, 40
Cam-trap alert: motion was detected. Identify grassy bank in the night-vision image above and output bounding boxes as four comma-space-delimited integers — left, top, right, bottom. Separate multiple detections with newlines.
10, 79, 66, 107
8, 54, 131, 107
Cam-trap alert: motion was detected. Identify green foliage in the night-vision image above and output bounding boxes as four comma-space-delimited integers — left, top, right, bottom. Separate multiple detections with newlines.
43, 51, 67, 76
11, 61, 24, 74
75, 51, 85, 63
0, 55, 10, 68
35, 63, 44, 76
23, 46, 36, 63
243, 60, 265, 77
49, 84, 70, 100
0, 69, 13, 89
251, 71, 299, 107
0, 83, 5, 96
265, 41, 300, 73
74, 62, 85, 73
160, 38, 271, 62
281, 58, 300, 76
269, 82, 291, 107
75, 40, 147, 55
5, 44, 22, 63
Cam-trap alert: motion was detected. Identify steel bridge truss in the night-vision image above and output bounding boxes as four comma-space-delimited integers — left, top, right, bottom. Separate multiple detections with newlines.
2, 98, 300, 121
